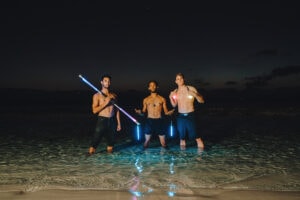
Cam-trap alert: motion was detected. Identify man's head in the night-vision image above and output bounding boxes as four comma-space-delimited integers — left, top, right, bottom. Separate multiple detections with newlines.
100, 74, 112, 89
175, 72, 185, 86
148, 80, 158, 93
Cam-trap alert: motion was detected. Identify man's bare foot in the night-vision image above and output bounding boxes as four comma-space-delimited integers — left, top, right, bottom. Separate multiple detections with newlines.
107, 146, 113, 153
196, 138, 204, 150
88, 147, 96, 155
180, 139, 186, 146
143, 141, 149, 149
179, 139, 186, 150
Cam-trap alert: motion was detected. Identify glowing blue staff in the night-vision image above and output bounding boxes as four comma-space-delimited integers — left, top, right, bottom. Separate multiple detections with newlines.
78, 74, 140, 125
169, 120, 174, 137
79, 74, 101, 93
136, 124, 141, 141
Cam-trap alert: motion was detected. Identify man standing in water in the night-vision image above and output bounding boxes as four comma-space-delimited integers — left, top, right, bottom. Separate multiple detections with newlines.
169, 73, 205, 150
88, 74, 121, 155
135, 80, 174, 149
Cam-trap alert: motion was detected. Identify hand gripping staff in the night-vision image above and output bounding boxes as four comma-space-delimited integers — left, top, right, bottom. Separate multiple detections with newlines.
78, 74, 140, 125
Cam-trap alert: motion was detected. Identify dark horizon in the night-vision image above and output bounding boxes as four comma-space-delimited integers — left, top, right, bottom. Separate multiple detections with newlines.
1, 86, 299, 108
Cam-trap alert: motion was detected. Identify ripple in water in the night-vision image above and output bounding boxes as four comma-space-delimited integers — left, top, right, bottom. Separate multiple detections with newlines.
0, 131, 299, 195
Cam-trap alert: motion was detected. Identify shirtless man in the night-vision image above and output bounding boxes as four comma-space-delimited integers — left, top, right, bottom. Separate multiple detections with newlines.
169, 73, 205, 150
135, 81, 174, 148
88, 74, 121, 155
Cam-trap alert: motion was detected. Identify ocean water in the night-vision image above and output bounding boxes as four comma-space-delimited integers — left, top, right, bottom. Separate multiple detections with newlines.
0, 104, 299, 197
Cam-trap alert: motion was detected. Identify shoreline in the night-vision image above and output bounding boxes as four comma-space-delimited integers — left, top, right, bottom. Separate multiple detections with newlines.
1, 186, 299, 200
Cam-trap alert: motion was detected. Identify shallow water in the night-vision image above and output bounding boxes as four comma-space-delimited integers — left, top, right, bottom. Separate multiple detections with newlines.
0, 107, 299, 197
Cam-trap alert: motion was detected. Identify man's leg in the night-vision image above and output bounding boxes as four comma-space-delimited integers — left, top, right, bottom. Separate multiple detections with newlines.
106, 118, 116, 153
158, 135, 167, 147
177, 117, 186, 149
144, 134, 151, 148
180, 139, 186, 150
89, 118, 104, 155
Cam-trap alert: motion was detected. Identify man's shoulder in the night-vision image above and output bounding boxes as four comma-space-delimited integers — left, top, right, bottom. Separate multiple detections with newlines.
93, 92, 101, 97
187, 85, 197, 91
143, 95, 151, 102
157, 94, 166, 101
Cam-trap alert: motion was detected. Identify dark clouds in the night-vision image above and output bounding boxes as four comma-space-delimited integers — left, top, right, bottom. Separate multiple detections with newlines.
254, 49, 279, 57
225, 81, 238, 86
245, 65, 300, 88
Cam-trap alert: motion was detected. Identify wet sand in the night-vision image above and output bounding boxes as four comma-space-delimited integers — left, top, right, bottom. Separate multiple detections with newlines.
1, 187, 299, 200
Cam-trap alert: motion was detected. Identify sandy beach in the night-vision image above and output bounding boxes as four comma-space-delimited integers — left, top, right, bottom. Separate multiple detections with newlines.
1, 186, 299, 200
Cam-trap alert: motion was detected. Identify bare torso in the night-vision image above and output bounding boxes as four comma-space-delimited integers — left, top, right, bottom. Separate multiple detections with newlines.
92, 93, 116, 117
144, 94, 165, 119
175, 86, 195, 113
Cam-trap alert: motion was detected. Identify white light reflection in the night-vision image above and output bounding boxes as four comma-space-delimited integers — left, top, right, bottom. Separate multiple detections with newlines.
129, 157, 154, 198
169, 156, 175, 174
129, 158, 143, 199
167, 183, 177, 197
130, 154, 178, 198
129, 176, 142, 198
135, 158, 143, 173
167, 156, 177, 197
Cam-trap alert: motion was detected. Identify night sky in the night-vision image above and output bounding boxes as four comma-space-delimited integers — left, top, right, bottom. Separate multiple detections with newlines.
1, 1, 300, 92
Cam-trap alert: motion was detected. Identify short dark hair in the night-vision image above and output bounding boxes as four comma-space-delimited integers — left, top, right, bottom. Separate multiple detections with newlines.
148, 80, 158, 87
176, 72, 184, 79
101, 74, 112, 81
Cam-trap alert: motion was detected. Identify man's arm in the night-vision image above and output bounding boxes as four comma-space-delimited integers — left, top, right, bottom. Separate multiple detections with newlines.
162, 97, 175, 116
142, 98, 147, 113
169, 90, 178, 107
134, 98, 147, 116
189, 86, 205, 103
116, 110, 121, 131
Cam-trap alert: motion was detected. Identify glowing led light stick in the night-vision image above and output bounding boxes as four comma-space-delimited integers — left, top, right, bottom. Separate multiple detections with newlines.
79, 74, 101, 93
169, 120, 174, 137
78, 74, 140, 125
136, 124, 141, 141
